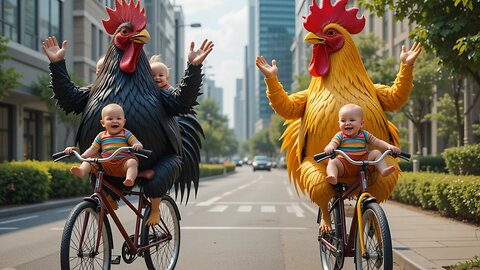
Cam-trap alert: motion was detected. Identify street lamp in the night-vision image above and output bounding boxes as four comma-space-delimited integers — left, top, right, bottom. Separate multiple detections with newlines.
174, 21, 201, 84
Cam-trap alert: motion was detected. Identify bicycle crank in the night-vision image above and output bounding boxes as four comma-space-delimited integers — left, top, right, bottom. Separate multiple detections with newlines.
121, 235, 137, 264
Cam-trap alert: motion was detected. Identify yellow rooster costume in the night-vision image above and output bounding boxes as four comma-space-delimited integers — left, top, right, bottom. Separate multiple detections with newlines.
258, 0, 417, 225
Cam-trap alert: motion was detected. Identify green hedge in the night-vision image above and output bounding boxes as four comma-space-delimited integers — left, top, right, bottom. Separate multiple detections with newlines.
199, 164, 226, 177
443, 144, 480, 175
0, 162, 50, 204
398, 156, 447, 173
392, 172, 480, 222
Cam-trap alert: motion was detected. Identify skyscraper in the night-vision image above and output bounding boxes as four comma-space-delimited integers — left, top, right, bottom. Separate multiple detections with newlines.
252, 0, 295, 132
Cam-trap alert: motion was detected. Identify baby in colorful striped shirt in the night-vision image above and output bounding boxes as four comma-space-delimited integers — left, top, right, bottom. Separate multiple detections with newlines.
323, 104, 400, 185
65, 103, 143, 187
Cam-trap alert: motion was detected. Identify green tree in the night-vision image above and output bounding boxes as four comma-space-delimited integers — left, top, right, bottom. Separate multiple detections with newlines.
0, 37, 22, 100
249, 129, 275, 157
426, 93, 460, 146
197, 98, 238, 162
31, 73, 83, 146
359, 0, 480, 136
268, 114, 286, 150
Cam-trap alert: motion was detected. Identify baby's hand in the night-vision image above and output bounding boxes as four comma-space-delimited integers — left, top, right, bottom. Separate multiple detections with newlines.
64, 146, 76, 154
132, 143, 143, 151
324, 145, 335, 155
389, 145, 401, 155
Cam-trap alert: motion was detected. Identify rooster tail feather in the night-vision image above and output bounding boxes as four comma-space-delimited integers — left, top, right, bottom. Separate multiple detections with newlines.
280, 119, 304, 194
387, 120, 399, 147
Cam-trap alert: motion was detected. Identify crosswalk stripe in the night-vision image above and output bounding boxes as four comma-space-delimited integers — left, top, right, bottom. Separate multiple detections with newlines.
208, 205, 228, 212
261, 205, 275, 213
237, 205, 252, 212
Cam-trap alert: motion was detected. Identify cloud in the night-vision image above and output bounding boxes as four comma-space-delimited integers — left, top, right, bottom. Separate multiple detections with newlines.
174, 0, 226, 15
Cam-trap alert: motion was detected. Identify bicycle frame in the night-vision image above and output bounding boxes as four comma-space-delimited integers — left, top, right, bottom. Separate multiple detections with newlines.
78, 167, 172, 258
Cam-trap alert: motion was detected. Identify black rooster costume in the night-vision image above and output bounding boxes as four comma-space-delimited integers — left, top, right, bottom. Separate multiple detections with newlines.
48, 0, 205, 224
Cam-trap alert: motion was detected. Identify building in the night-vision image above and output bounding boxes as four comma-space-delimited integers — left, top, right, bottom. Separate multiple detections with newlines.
204, 78, 224, 115
0, 0, 185, 162
234, 78, 247, 142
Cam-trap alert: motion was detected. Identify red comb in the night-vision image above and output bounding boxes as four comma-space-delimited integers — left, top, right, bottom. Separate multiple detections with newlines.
303, 0, 365, 34
102, 0, 146, 35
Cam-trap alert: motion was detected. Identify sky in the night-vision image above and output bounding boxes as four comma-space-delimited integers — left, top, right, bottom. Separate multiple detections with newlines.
174, 0, 248, 128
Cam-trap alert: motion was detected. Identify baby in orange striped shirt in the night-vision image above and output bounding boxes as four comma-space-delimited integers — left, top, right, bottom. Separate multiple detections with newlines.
323, 104, 400, 184
65, 103, 143, 187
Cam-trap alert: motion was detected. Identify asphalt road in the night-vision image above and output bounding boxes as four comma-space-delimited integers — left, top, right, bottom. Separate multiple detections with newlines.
0, 165, 362, 270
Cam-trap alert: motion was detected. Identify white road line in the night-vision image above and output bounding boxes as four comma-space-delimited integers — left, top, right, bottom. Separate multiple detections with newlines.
55, 208, 73, 213
0, 215, 39, 225
0, 227, 18, 230
261, 205, 276, 213
50, 227, 65, 231
286, 185, 294, 198
286, 204, 305, 217
222, 191, 233, 196
182, 226, 307, 230
197, 196, 222, 206
302, 202, 318, 215
208, 205, 228, 212
237, 205, 252, 212
1, 267, 16, 270
202, 201, 302, 205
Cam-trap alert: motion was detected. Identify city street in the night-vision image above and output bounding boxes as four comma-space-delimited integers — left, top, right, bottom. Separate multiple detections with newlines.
0, 166, 348, 270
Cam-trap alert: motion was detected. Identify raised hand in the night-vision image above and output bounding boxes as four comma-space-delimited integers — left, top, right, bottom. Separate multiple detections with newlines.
188, 39, 214, 66
42, 36, 67, 63
255, 56, 278, 79
400, 42, 422, 66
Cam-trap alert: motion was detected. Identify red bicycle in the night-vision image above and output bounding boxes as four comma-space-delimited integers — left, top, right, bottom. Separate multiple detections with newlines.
314, 149, 410, 270
53, 146, 181, 270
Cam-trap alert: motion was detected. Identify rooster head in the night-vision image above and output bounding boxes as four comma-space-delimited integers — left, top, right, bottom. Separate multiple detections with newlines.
303, 0, 365, 77
103, 0, 150, 74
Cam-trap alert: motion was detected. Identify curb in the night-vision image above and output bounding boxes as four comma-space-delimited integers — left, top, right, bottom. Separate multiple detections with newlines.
392, 240, 444, 270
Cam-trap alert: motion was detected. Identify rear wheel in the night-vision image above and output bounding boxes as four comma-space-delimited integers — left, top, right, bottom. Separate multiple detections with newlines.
60, 200, 112, 270
319, 199, 344, 270
142, 196, 181, 270
355, 202, 392, 270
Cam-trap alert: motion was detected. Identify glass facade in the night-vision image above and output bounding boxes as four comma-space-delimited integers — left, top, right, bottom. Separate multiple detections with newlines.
257, 0, 295, 121
0, 0, 19, 41
0, 104, 12, 162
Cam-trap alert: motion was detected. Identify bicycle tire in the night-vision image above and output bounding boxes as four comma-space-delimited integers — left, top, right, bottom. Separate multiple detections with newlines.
141, 195, 181, 270
60, 200, 112, 270
354, 202, 393, 270
319, 199, 344, 270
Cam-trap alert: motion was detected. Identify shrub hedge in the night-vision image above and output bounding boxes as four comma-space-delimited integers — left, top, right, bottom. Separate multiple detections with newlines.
398, 156, 447, 173
443, 144, 480, 175
392, 172, 480, 223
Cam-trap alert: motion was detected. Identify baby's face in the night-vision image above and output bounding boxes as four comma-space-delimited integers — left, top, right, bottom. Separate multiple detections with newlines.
151, 64, 169, 88
338, 109, 363, 136
101, 105, 126, 135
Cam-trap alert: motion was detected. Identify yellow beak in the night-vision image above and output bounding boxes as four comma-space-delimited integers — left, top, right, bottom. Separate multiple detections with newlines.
131, 29, 151, 44
304, 32, 325, 45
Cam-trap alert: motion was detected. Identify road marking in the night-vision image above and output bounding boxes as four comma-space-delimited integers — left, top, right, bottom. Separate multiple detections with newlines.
0, 215, 39, 225
261, 205, 276, 213
50, 227, 65, 231
0, 227, 18, 230
55, 208, 72, 213
302, 202, 318, 215
197, 196, 222, 206
237, 205, 252, 212
286, 185, 294, 198
208, 205, 228, 212
286, 204, 305, 217
1, 267, 16, 270
182, 226, 307, 230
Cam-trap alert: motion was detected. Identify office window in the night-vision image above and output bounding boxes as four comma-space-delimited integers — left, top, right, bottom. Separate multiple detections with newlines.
23, 110, 38, 160
0, 104, 13, 162
99, 29, 103, 57
24, 0, 38, 49
0, 0, 19, 41
39, 0, 61, 42
41, 112, 53, 160
92, 24, 97, 59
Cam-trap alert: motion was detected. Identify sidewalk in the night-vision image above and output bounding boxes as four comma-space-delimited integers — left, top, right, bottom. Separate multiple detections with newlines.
383, 200, 480, 269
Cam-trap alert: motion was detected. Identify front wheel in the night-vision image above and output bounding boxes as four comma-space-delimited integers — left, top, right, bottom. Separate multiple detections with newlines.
355, 202, 392, 270
60, 200, 112, 270
141, 195, 181, 270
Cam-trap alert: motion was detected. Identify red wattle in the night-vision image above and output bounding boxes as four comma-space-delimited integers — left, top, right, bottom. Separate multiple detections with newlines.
308, 44, 330, 77
120, 43, 142, 74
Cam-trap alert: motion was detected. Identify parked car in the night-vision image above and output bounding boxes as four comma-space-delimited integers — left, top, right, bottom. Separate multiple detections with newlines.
252, 155, 271, 171
232, 157, 243, 166
279, 157, 287, 169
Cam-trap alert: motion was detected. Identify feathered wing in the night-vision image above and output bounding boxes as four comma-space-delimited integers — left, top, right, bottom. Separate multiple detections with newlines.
280, 119, 303, 193
175, 113, 204, 203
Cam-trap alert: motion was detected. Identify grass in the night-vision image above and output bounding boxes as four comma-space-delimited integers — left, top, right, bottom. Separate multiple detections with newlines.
444, 257, 480, 270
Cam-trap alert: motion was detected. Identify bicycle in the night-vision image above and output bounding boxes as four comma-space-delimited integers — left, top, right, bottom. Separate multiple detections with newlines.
53, 146, 181, 270
313, 149, 410, 270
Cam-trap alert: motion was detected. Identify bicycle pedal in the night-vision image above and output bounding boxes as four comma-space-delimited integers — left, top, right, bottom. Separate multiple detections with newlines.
111, 255, 121, 265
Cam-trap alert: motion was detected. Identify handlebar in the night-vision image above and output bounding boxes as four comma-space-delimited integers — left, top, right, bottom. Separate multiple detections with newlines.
313, 149, 410, 165
52, 146, 152, 163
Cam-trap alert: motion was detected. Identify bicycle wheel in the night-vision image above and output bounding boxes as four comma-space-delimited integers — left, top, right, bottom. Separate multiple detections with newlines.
141, 195, 181, 270
355, 202, 392, 270
60, 200, 112, 270
319, 199, 344, 270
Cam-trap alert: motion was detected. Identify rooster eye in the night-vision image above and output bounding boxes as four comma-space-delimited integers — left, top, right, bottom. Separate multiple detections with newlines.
122, 29, 128, 35
327, 30, 335, 36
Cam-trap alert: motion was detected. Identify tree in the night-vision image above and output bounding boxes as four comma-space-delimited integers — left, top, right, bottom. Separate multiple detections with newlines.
268, 114, 286, 150
249, 128, 275, 157
0, 37, 22, 100
197, 98, 238, 162
359, 0, 480, 146
426, 93, 460, 147
31, 73, 83, 146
